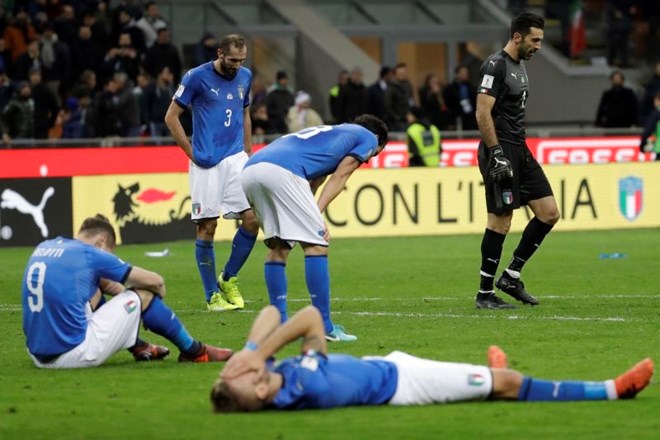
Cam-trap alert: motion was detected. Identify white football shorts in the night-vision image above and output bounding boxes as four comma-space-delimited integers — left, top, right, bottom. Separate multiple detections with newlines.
30, 291, 142, 369
241, 162, 328, 246
189, 151, 251, 221
367, 351, 493, 405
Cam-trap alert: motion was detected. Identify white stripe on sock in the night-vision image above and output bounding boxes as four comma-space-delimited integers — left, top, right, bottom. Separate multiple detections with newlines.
604, 380, 618, 400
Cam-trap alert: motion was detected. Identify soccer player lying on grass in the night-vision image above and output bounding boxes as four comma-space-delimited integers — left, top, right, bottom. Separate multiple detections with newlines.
22, 214, 233, 368
212, 305, 653, 411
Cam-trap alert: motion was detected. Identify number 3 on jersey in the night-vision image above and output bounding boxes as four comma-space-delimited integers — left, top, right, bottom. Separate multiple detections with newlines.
224, 109, 232, 127
26, 262, 46, 312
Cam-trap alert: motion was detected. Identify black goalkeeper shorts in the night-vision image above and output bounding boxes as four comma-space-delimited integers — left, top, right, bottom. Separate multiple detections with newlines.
477, 140, 554, 215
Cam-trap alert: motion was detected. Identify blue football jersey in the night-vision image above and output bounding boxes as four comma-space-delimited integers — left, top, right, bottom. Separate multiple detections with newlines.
22, 238, 132, 358
173, 62, 252, 168
271, 352, 398, 409
245, 124, 379, 180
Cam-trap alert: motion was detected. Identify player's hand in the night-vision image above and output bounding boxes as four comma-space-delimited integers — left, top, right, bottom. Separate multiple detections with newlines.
488, 145, 513, 182
221, 348, 265, 380
323, 221, 330, 242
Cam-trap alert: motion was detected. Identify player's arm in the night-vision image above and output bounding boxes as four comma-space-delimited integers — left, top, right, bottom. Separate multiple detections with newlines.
243, 106, 253, 156
124, 266, 166, 298
476, 93, 499, 147
164, 101, 194, 161
221, 305, 327, 380
99, 278, 125, 296
316, 156, 361, 213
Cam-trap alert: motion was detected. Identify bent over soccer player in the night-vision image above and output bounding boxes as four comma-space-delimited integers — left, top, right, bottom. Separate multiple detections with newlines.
241, 114, 389, 341
22, 214, 233, 368
165, 33, 259, 311
474, 13, 560, 309
212, 305, 653, 411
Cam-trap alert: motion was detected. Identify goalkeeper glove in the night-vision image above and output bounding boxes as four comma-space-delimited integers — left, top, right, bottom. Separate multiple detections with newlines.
488, 145, 513, 182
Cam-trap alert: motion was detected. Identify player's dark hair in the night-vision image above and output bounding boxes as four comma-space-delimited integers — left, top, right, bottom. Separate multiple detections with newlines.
353, 114, 389, 149
219, 34, 246, 54
78, 214, 117, 248
210, 380, 240, 413
510, 13, 544, 38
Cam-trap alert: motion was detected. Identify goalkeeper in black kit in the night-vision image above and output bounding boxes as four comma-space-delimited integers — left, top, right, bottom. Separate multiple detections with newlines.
474, 13, 559, 310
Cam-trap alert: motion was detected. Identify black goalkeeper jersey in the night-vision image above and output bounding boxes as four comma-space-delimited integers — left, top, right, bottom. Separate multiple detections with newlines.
477, 50, 530, 145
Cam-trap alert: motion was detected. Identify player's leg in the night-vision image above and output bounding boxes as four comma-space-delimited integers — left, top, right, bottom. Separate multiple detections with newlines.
475, 142, 516, 310
384, 351, 493, 405
265, 239, 292, 323
136, 289, 233, 362
34, 291, 143, 368
218, 152, 259, 308
90, 289, 169, 361
497, 155, 558, 305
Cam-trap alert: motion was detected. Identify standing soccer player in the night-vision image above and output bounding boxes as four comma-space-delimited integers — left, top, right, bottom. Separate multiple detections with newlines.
165, 34, 259, 311
474, 13, 560, 309
241, 115, 389, 341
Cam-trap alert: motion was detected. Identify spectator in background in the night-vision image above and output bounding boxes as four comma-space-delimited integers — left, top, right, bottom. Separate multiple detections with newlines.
89, 77, 121, 137
136, 1, 167, 48
53, 4, 79, 50
251, 76, 267, 107
40, 24, 71, 100
143, 28, 181, 83
328, 69, 348, 123
1, 81, 35, 144
641, 62, 660, 122
3, 12, 38, 63
14, 40, 41, 82
443, 65, 478, 130
639, 92, 660, 156
72, 25, 102, 81
28, 67, 58, 139
71, 69, 97, 100
385, 62, 414, 132
606, 0, 634, 67
266, 70, 294, 134
0, 38, 11, 77
113, 71, 140, 137
337, 66, 368, 123
251, 103, 271, 136
82, 10, 110, 55
112, 7, 146, 55
103, 32, 140, 82
406, 106, 441, 167
367, 65, 392, 125
0, 60, 15, 110
595, 70, 639, 128
33, 11, 50, 35
286, 91, 323, 133
61, 96, 85, 139
418, 73, 447, 130
144, 66, 175, 138
193, 32, 218, 66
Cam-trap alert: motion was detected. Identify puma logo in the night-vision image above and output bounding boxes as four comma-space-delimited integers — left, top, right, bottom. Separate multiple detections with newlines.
489, 60, 496, 66
486, 258, 499, 264
210, 88, 220, 96
1, 187, 55, 237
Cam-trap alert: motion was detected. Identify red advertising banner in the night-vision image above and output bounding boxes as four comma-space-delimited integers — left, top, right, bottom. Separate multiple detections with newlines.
0, 136, 652, 178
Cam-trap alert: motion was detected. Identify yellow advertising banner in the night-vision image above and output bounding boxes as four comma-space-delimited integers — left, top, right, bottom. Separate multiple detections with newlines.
71, 163, 660, 244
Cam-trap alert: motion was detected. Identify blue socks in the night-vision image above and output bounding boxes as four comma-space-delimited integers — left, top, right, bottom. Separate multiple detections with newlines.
265, 262, 288, 323
141, 297, 200, 355
222, 226, 257, 281
305, 255, 333, 333
195, 239, 217, 302
518, 377, 616, 401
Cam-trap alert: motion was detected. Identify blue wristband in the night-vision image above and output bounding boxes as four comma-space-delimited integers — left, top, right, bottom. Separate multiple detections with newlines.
244, 341, 258, 351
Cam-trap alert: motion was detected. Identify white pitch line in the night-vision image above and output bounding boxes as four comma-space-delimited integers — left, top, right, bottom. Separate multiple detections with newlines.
344, 311, 627, 322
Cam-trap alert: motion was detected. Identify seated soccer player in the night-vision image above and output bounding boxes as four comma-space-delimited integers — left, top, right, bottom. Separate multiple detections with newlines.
22, 214, 233, 368
211, 305, 653, 411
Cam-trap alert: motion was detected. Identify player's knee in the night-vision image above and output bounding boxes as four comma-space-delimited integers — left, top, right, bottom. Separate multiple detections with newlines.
241, 210, 260, 234
491, 369, 524, 400
267, 246, 290, 262
197, 219, 218, 237
134, 289, 156, 310
544, 208, 560, 225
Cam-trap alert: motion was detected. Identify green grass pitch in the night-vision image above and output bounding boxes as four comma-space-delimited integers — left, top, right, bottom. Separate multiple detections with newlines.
1, 229, 658, 439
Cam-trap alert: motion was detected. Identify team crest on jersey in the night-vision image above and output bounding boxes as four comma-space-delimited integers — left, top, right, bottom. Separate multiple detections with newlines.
238, 85, 245, 100
468, 373, 485, 386
502, 190, 513, 205
124, 300, 137, 314
618, 176, 643, 221
192, 203, 201, 216
227, 93, 233, 100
